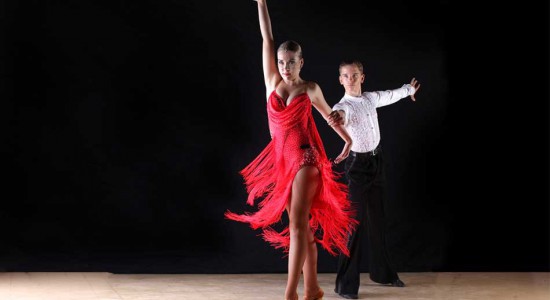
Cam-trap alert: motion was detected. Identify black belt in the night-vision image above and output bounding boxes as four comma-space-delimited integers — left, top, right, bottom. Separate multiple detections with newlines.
350, 146, 380, 157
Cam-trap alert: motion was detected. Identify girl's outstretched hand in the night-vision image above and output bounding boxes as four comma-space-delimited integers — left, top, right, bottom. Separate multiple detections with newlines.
333, 141, 352, 164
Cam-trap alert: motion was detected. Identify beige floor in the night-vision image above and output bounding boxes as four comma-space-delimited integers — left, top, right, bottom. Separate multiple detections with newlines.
0, 272, 548, 300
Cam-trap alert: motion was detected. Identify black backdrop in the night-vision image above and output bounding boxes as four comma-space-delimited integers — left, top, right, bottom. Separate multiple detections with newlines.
1, 0, 548, 273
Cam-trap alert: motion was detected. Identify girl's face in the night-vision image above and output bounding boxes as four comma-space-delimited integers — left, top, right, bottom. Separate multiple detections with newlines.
277, 50, 303, 81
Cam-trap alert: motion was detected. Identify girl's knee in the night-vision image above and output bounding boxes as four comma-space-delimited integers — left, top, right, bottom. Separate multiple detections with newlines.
289, 221, 309, 233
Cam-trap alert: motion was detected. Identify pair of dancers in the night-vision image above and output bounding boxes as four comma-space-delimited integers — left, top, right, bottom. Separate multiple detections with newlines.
225, 1, 420, 299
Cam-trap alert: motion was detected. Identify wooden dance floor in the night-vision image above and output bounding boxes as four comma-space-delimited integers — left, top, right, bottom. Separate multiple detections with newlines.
0, 272, 548, 299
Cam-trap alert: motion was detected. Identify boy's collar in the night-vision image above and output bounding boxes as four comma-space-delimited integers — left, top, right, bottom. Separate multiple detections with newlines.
344, 93, 363, 99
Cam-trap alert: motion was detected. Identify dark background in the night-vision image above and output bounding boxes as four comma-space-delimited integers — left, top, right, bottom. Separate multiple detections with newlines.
1, 0, 548, 273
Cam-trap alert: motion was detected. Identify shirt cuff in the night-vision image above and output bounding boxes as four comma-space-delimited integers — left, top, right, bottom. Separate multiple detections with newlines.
332, 104, 349, 126
402, 83, 416, 96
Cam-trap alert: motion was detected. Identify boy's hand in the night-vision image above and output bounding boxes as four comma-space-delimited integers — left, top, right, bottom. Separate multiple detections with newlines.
328, 110, 345, 127
410, 77, 421, 101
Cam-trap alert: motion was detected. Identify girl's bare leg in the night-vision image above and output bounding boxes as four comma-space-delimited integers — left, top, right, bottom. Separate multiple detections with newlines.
302, 229, 321, 297
284, 166, 319, 300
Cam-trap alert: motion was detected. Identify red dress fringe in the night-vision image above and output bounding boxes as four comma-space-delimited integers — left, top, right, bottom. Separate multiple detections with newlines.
225, 91, 357, 256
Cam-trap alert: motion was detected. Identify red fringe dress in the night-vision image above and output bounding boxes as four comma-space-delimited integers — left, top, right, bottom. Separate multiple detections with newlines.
225, 90, 357, 256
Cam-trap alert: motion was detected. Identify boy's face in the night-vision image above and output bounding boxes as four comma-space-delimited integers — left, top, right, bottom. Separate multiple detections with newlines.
339, 64, 364, 92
